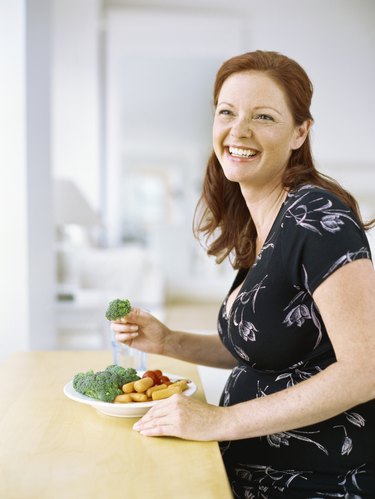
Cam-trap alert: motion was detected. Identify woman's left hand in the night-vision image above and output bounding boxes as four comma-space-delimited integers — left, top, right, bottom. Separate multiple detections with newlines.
133, 394, 227, 441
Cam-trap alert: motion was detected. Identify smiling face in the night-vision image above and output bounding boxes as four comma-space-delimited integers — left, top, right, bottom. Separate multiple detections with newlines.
213, 70, 309, 194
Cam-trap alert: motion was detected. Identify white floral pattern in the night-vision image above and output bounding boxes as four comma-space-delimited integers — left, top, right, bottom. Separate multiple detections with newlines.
217, 185, 374, 496
275, 362, 322, 388
233, 464, 311, 497
266, 429, 328, 455
231, 463, 367, 498
285, 189, 361, 237
282, 265, 323, 349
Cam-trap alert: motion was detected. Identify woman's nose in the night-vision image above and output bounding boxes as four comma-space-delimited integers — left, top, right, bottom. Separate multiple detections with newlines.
230, 117, 252, 138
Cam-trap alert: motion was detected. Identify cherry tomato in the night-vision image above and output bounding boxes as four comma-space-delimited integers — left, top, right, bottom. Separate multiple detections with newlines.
159, 375, 171, 385
153, 369, 163, 378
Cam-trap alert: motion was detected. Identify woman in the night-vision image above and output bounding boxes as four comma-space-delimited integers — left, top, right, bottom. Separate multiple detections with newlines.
112, 51, 375, 497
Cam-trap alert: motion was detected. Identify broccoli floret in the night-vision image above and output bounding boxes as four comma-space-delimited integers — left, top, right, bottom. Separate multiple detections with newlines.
73, 370, 121, 402
105, 365, 140, 386
84, 371, 122, 402
105, 299, 132, 321
73, 365, 140, 402
73, 370, 95, 393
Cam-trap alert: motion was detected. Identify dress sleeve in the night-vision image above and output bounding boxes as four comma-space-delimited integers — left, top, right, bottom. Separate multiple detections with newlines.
280, 188, 372, 294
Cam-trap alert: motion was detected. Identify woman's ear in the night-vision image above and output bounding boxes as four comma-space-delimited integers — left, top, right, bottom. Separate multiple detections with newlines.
292, 119, 312, 150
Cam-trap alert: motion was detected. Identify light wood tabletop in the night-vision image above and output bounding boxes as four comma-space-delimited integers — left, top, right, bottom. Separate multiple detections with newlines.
0, 350, 232, 499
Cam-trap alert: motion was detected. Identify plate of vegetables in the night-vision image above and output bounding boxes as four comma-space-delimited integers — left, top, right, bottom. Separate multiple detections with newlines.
63, 365, 197, 418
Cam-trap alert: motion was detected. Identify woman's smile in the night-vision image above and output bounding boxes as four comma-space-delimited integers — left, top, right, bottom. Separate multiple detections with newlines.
226, 145, 260, 160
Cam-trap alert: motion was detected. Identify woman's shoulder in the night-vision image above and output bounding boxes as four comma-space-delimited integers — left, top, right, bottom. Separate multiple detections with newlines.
282, 184, 362, 236
280, 185, 371, 293
286, 184, 348, 207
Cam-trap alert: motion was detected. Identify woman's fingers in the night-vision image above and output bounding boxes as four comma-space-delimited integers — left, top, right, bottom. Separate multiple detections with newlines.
110, 317, 139, 343
111, 308, 151, 332
133, 396, 179, 436
111, 322, 139, 333
115, 332, 139, 344
133, 395, 227, 441
123, 307, 150, 326
110, 307, 168, 355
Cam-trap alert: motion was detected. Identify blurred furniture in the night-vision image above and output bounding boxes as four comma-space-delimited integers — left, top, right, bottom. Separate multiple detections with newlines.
54, 178, 102, 300
54, 178, 100, 228
0, 351, 232, 499
53, 178, 165, 349
55, 244, 165, 349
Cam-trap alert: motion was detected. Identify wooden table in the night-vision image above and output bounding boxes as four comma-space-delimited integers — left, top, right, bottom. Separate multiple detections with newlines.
0, 351, 232, 499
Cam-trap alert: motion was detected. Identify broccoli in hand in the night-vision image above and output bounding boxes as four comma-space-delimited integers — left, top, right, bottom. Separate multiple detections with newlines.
73, 365, 140, 402
105, 298, 132, 321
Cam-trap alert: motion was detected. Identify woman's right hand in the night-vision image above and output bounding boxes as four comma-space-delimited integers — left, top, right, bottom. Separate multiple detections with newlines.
110, 307, 170, 355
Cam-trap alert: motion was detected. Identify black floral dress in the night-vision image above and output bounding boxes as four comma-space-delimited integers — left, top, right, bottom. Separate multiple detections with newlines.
218, 185, 375, 498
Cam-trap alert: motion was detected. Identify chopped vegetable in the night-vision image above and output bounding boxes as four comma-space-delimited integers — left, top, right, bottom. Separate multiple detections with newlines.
105, 299, 132, 321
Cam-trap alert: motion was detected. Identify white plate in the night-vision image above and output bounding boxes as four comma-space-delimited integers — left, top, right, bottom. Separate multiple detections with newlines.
63, 372, 197, 418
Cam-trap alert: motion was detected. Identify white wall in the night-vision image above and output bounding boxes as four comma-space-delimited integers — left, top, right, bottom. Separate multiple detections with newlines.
0, 1, 29, 361
0, 0, 55, 362
53, 0, 374, 229
52, 0, 101, 211
243, 0, 375, 167
26, 0, 56, 351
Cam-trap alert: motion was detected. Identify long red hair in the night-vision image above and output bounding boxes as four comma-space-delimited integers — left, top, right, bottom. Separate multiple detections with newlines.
194, 50, 374, 269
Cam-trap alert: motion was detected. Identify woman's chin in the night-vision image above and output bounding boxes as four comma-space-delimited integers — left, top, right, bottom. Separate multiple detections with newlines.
221, 167, 252, 184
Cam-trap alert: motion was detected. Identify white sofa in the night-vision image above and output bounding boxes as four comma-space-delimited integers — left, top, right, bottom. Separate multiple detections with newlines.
55, 243, 165, 349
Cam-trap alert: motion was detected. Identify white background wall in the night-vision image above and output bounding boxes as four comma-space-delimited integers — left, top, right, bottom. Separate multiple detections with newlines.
0, 0, 374, 362
52, 0, 101, 211
0, 0, 55, 363
102, 0, 375, 295
0, 1, 29, 359
52, 0, 375, 218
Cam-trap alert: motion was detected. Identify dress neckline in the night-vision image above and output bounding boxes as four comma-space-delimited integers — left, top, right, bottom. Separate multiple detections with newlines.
224, 193, 290, 318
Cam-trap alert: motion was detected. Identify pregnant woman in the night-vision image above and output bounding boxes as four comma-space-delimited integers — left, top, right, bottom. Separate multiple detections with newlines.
111, 51, 375, 498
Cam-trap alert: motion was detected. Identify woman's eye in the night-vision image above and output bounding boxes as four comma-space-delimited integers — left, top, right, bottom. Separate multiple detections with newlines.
254, 114, 274, 121
217, 109, 232, 116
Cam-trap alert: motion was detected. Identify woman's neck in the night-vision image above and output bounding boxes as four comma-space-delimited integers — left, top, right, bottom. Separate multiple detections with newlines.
241, 183, 288, 250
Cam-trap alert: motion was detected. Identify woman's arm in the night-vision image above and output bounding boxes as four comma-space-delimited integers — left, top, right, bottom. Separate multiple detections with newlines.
111, 307, 237, 369
162, 330, 237, 369
133, 259, 375, 441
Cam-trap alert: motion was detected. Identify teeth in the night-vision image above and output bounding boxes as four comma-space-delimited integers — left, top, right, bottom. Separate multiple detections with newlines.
229, 146, 257, 158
